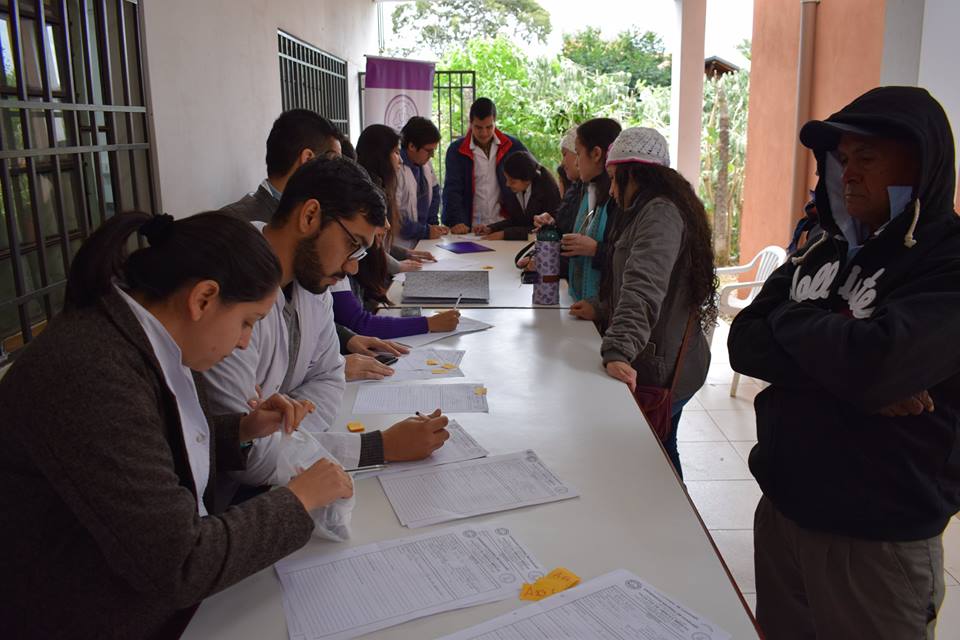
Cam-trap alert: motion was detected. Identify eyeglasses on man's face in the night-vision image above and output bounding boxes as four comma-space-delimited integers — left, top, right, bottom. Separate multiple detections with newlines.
332, 216, 369, 262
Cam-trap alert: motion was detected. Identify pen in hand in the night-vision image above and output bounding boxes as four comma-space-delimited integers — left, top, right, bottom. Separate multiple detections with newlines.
454, 293, 462, 310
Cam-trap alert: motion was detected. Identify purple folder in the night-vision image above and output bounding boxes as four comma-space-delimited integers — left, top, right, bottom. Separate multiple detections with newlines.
437, 241, 495, 254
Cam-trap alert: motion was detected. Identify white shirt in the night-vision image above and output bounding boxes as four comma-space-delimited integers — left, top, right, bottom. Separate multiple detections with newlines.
395, 161, 438, 249
115, 286, 211, 516
203, 223, 355, 490
515, 184, 532, 212
471, 135, 502, 227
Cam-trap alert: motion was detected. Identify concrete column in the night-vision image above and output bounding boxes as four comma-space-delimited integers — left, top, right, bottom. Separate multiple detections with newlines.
880, 0, 925, 85
669, 0, 707, 189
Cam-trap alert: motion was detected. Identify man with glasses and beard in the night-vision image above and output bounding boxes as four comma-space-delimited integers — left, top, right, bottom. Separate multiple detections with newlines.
204, 157, 450, 508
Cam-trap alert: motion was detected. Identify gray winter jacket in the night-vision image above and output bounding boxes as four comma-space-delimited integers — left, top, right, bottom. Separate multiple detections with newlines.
594, 196, 710, 401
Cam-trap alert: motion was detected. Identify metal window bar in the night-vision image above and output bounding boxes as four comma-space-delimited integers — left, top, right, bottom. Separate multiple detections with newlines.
357, 69, 476, 186
0, 0, 156, 357
277, 30, 349, 136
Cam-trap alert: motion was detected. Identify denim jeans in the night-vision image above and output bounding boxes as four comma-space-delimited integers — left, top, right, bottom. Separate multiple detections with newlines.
664, 397, 690, 479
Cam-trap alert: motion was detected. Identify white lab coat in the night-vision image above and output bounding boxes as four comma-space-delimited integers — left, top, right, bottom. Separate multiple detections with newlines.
202, 235, 358, 493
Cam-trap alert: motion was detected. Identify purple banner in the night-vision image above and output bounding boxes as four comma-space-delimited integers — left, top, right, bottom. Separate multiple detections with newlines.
365, 56, 435, 91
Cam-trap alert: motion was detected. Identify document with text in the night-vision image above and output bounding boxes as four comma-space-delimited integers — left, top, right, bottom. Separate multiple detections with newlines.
360, 420, 488, 478
438, 569, 732, 640
360, 348, 466, 383
394, 316, 492, 349
353, 382, 489, 414
379, 450, 579, 528
275, 523, 545, 640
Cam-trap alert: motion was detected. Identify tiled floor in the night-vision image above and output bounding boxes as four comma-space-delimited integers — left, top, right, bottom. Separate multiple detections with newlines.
686, 321, 960, 638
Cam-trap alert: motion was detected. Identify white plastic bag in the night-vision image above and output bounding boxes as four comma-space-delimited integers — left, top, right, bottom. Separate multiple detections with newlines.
271, 429, 355, 542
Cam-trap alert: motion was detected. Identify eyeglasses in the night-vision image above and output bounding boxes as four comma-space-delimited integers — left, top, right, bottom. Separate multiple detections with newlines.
332, 217, 368, 261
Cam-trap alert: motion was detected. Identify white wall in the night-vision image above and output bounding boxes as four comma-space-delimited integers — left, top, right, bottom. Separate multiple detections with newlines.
140, 0, 378, 217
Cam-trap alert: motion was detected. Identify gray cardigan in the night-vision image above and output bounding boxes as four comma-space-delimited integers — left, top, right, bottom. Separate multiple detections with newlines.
221, 184, 277, 223
0, 291, 314, 638
595, 197, 710, 401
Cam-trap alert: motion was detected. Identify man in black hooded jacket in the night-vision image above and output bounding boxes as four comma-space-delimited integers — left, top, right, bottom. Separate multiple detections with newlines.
729, 86, 960, 638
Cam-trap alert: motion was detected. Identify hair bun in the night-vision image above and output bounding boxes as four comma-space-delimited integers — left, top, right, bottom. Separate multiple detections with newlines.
139, 213, 175, 246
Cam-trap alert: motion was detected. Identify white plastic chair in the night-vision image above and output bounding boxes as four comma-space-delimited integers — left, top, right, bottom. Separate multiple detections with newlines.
715, 245, 787, 396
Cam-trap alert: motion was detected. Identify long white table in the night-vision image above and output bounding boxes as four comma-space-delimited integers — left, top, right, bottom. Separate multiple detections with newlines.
184, 307, 760, 639
389, 237, 575, 308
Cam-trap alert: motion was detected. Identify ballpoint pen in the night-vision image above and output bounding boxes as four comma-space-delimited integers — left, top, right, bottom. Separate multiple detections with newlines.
344, 464, 387, 474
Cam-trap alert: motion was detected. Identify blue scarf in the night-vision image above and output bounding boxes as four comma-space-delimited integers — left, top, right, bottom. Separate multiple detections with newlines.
568, 193, 608, 301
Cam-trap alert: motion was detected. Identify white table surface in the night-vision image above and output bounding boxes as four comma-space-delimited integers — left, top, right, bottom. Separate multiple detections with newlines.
184, 308, 759, 640
389, 238, 575, 309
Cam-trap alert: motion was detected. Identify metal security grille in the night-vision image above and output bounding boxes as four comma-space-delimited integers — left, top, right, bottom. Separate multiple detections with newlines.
0, 0, 156, 360
278, 30, 349, 136
357, 69, 475, 185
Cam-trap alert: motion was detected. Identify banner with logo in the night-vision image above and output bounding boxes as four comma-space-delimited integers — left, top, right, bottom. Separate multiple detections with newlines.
363, 56, 435, 132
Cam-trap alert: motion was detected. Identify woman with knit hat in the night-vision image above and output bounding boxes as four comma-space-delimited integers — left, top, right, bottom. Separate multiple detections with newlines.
570, 127, 717, 478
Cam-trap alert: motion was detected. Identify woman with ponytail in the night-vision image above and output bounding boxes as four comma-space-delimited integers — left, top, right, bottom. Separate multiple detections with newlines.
0, 211, 353, 637
475, 150, 561, 240
561, 118, 622, 301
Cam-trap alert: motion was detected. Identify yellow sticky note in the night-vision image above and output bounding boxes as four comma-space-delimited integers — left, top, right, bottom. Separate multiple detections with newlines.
346, 422, 365, 433
519, 568, 581, 601
431, 369, 448, 374
426, 359, 439, 366
545, 567, 581, 588
474, 386, 487, 396
441, 363, 457, 370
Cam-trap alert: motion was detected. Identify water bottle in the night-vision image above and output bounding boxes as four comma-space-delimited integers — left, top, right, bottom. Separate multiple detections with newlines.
533, 224, 561, 305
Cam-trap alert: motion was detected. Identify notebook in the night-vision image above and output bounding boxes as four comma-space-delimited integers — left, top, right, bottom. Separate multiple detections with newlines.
401, 270, 490, 303
437, 241, 496, 254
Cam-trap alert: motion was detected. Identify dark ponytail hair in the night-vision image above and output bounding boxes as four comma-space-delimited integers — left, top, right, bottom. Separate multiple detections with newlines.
576, 118, 621, 164
65, 211, 282, 310
608, 163, 719, 330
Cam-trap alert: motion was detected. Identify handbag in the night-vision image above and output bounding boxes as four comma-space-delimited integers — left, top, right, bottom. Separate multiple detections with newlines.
631, 313, 697, 442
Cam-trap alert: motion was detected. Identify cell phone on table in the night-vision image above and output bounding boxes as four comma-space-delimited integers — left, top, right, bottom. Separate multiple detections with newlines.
375, 353, 399, 366
400, 306, 422, 317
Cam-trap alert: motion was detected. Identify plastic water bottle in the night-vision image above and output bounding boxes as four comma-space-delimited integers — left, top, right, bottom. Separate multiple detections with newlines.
533, 224, 561, 305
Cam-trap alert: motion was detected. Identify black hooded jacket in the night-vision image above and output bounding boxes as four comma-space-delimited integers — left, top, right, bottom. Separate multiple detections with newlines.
728, 87, 960, 541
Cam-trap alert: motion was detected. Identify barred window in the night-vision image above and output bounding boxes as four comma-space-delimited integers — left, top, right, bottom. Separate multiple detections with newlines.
0, 0, 155, 361
278, 30, 349, 136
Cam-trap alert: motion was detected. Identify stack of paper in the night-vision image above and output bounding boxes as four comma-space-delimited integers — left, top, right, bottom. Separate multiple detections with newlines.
379, 450, 579, 528
352, 382, 490, 414
402, 270, 490, 303
359, 420, 488, 478
275, 524, 545, 640
438, 569, 732, 640
394, 316, 493, 349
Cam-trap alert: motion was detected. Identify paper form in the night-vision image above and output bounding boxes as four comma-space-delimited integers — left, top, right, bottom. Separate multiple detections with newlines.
394, 316, 492, 349
358, 420, 488, 478
360, 349, 466, 383
275, 523, 545, 640
352, 382, 489, 414
379, 450, 579, 528
438, 569, 732, 640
